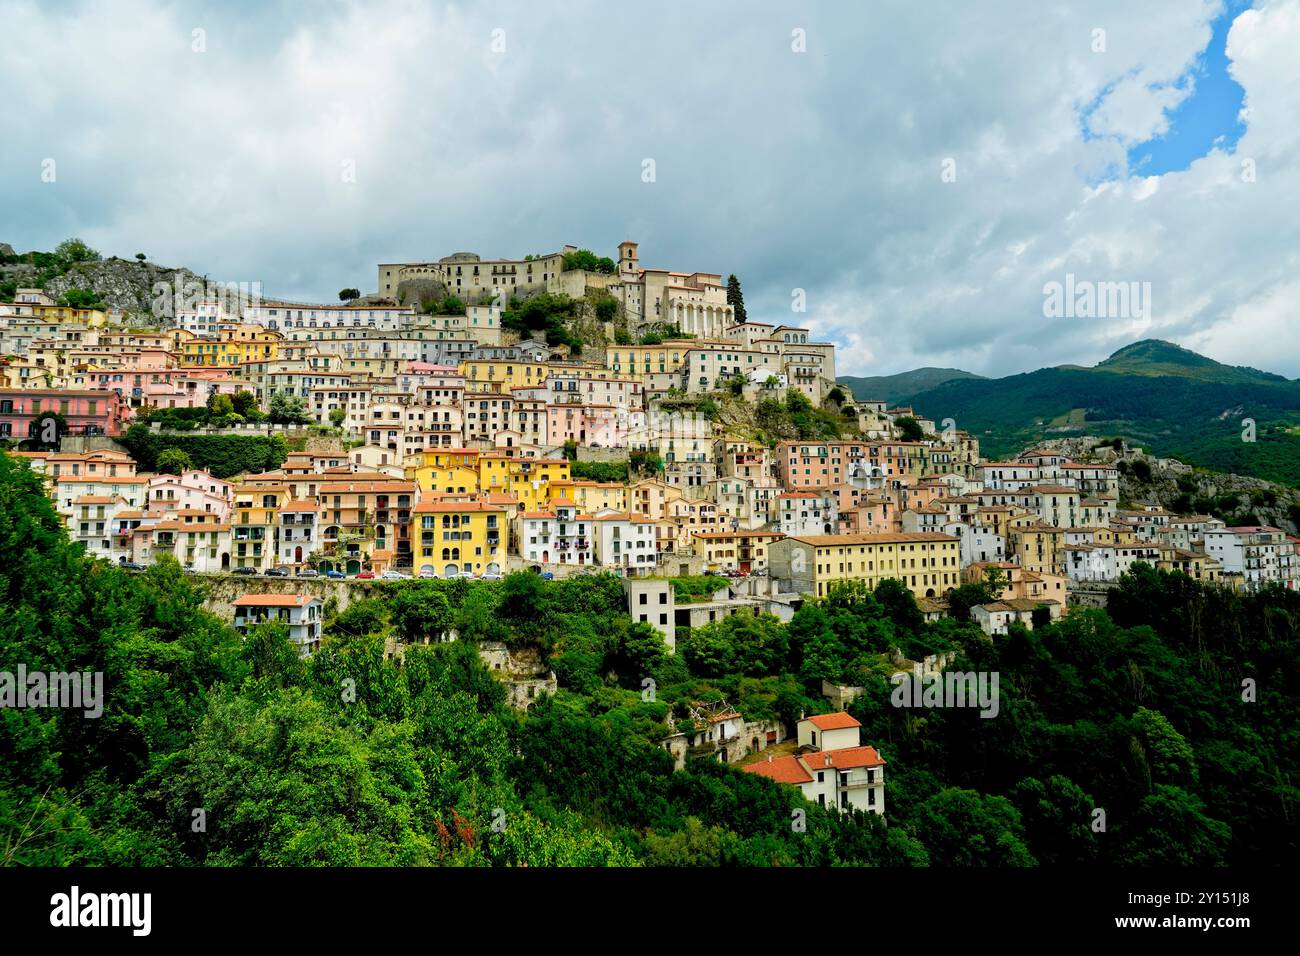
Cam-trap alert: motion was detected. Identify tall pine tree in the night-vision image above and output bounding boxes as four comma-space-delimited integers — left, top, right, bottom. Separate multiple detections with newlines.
726, 273, 747, 324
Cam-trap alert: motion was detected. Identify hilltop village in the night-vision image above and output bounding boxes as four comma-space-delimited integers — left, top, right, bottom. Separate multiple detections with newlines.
2, 238, 1297, 819
3, 242, 1295, 633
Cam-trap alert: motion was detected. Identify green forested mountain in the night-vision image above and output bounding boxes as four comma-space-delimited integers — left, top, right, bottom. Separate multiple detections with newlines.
837, 367, 983, 405
1086, 339, 1287, 384
870, 340, 1300, 485
3, 452, 1298, 867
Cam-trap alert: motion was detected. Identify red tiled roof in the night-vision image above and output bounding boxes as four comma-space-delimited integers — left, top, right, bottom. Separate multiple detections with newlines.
233, 594, 315, 608
805, 712, 861, 731
802, 745, 886, 771
743, 754, 813, 784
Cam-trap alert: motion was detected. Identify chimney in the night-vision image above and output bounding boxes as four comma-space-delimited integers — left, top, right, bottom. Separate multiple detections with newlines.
824, 755, 832, 767
767, 755, 773, 763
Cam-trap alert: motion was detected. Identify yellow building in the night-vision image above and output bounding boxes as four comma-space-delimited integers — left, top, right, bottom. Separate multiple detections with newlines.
476, 454, 570, 511
549, 479, 626, 513
19, 303, 108, 326
181, 326, 282, 367
407, 449, 482, 495
769, 531, 961, 599
604, 342, 693, 381
414, 463, 481, 496
1156, 545, 1221, 583
459, 360, 551, 393
1006, 517, 1066, 576
182, 340, 241, 368
413, 501, 506, 578
691, 530, 786, 573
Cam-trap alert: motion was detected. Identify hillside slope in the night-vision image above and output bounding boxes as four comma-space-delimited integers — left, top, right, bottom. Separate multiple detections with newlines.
900, 341, 1300, 487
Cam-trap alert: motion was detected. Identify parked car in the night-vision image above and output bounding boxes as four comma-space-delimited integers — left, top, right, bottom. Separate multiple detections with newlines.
119, 561, 146, 572
296, 569, 319, 578
323, 569, 346, 580
541, 571, 555, 580
264, 567, 291, 577
418, 568, 437, 579
480, 571, 503, 581
380, 570, 409, 580
354, 571, 376, 579
232, 566, 259, 576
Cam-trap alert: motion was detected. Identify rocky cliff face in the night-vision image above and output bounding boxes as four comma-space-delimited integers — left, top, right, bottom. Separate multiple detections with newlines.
1028, 436, 1300, 534
3, 253, 257, 320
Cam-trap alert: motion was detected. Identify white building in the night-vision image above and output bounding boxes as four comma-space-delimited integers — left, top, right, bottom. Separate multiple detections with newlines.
776, 491, 838, 537
971, 598, 1062, 635
1204, 526, 1298, 589
742, 712, 886, 815
232, 594, 323, 656
518, 501, 594, 566
944, 521, 1005, 567
591, 512, 658, 573
278, 500, 319, 568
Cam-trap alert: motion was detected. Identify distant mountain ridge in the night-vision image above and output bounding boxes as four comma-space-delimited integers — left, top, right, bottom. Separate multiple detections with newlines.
839, 340, 1300, 487
837, 367, 982, 405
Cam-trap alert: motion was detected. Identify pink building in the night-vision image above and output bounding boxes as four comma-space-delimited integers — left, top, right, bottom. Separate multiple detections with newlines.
0, 389, 127, 439
546, 404, 624, 447
78, 368, 247, 413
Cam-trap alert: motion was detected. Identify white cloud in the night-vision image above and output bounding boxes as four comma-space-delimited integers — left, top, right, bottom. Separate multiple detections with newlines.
1, 0, 1295, 378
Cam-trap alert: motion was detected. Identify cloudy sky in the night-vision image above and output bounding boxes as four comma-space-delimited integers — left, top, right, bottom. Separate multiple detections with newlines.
3, 0, 1297, 378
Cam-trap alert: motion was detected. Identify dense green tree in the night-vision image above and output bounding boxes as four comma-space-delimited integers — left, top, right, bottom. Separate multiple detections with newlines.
55, 238, 100, 264
267, 391, 312, 425
230, 390, 259, 418
57, 288, 106, 310
1009, 776, 1099, 864
561, 249, 616, 274
497, 571, 551, 639
912, 788, 1037, 866
207, 393, 235, 417
680, 614, 789, 679
894, 415, 925, 441
155, 447, 194, 475
1116, 785, 1232, 866
390, 586, 453, 644
725, 274, 747, 324
330, 598, 389, 638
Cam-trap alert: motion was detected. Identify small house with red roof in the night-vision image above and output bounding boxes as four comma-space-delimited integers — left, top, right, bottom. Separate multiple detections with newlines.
232, 593, 322, 656
743, 712, 886, 815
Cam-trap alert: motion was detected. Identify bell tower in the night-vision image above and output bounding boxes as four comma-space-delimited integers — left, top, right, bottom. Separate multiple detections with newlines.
618, 240, 639, 277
